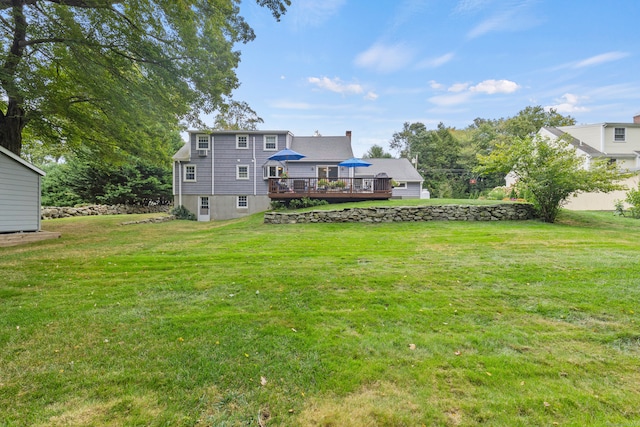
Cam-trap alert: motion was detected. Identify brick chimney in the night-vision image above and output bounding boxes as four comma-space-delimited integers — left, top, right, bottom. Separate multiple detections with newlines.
634, 114, 640, 124
346, 130, 352, 140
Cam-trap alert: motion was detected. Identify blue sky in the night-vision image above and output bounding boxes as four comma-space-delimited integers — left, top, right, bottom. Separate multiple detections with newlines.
211, 0, 640, 156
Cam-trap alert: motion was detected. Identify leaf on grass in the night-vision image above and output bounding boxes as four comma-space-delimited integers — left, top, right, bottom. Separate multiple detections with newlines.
409, 344, 416, 350
260, 376, 267, 386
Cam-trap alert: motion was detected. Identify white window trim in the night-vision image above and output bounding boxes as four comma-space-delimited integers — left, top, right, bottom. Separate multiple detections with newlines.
196, 134, 210, 150
264, 135, 278, 151
184, 164, 197, 182
236, 164, 250, 180
236, 134, 249, 149
237, 195, 248, 209
614, 127, 626, 142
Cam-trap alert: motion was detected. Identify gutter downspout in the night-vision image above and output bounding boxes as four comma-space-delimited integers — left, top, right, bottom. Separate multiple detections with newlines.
177, 161, 183, 207
601, 124, 606, 153
215, 135, 216, 196
253, 136, 257, 196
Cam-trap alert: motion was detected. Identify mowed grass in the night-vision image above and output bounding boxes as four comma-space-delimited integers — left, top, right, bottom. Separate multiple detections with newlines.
2, 206, 640, 426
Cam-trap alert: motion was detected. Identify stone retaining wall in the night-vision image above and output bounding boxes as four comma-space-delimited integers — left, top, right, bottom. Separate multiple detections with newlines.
264, 203, 536, 224
41, 204, 171, 220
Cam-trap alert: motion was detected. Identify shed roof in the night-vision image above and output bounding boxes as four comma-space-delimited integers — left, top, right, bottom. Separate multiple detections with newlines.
0, 145, 45, 176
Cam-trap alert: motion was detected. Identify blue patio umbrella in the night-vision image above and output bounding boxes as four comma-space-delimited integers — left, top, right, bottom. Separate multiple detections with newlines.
339, 157, 372, 168
267, 148, 306, 175
339, 157, 372, 179
268, 148, 306, 161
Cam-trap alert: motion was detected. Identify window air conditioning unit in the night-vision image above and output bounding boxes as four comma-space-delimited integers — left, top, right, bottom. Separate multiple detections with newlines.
197, 149, 208, 157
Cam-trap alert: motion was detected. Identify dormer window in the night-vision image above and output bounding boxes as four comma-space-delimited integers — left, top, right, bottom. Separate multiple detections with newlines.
614, 127, 626, 142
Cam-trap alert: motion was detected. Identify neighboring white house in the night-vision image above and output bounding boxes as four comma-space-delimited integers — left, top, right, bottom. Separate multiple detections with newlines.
530, 114, 640, 210
0, 145, 46, 233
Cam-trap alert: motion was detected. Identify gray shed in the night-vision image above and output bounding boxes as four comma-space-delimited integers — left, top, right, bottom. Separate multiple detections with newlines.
0, 145, 46, 233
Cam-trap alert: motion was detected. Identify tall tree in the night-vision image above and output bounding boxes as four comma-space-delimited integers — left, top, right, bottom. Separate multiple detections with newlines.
213, 100, 264, 130
0, 0, 289, 158
362, 144, 393, 159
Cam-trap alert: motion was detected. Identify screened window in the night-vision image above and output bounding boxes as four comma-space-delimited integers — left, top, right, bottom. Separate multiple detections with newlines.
236, 134, 248, 149
264, 135, 277, 150
196, 134, 210, 150
237, 165, 249, 179
184, 165, 196, 182
614, 127, 626, 142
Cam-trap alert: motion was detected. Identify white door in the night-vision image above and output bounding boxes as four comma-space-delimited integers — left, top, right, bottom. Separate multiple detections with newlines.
198, 196, 210, 221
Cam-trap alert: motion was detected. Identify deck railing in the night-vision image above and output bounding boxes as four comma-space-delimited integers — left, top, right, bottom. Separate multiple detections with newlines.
268, 177, 392, 200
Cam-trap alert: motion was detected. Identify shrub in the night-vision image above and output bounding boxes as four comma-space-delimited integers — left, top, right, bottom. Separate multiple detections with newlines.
486, 187, 507, 200
170, 205, 196, 220
626, 182, 640, 218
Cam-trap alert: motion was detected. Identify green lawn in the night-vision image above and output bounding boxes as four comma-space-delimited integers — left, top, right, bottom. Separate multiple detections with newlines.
2, 207, 640, 426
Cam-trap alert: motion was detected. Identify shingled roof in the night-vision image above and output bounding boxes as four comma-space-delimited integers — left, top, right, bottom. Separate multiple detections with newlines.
290, 135, 353, 162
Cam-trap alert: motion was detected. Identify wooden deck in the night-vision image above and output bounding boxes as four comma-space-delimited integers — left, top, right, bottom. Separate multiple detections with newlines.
0, 230, 61, 247
268, 177, 392, 202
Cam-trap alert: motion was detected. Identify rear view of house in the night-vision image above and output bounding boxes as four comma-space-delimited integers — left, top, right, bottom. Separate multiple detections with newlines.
0, 146, 45, 233
172, 129, 424, 220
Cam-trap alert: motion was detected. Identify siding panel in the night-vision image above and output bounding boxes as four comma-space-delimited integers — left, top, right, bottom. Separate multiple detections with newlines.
0, 153, 41, 232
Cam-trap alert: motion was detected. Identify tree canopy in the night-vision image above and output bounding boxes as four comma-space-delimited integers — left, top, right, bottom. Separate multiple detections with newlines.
0, 0, 289, 159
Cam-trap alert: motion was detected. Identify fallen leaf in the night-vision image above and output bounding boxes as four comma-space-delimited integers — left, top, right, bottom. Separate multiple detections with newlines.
544, 401, 550, 407
260, 376, 267, 386
409, 344, 416, 350
454, 350, 461, 356
485, 372, 492, 376
291, 328, 297, 332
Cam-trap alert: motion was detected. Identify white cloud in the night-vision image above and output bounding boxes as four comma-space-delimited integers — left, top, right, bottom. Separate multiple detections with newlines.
427, 79, 520, 107
454, 0, 492, 14
469, 79, 520, 94
354, 42, 415, 73
574, 51, 630, 68
428, 92, 473, 107
290, 0, 346, 28
449, 82, 471, 93
307, 77, 364, 95
466, 0, 541, 39
364, 91, 379, 101
429, 80, 444, 90
416, 52, 455, 69
545, 93, 589, 113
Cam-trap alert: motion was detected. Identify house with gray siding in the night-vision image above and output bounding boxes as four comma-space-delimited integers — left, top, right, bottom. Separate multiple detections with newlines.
0, 145, 45, 233
173, 130, 423, 220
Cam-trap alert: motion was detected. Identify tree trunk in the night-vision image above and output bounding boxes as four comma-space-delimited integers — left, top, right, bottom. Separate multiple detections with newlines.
0, 99, 26, 156
0, 1, 27, 156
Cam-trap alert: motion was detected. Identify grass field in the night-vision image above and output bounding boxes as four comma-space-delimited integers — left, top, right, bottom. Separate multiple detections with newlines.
2, 205, 640, 426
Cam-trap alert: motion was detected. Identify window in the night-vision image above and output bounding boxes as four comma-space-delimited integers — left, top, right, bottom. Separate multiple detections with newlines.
237, 195, 248, 208
196, 134, 210, 150
394, 181, 407, 189
614, 127, 626, 142
184, 165, 196, 182
264, 165, 284, 179
236, 134, 248, 149
264, 135, 277, 150
237, 165, 249, 179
